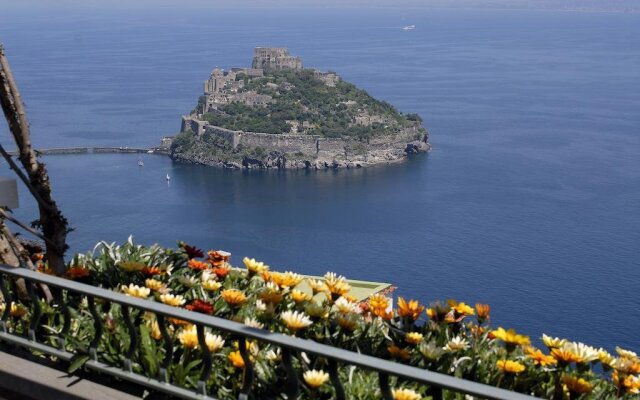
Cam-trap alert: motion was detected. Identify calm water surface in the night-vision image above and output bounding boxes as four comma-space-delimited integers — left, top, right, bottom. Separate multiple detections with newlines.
1, 8, 639, 350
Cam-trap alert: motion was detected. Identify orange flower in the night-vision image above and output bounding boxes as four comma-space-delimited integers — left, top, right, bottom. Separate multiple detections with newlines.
213, 264, 231, 279
475, 303, 490, 323
37, 262, 55, 275
388, 345, 411, 361
64, 266, 90, 280
185, 299, 214, 315
168, 317, 190, 326
526, 348, 557, 367
228, 351, 245, 368
397, 297, 424, 321
187, 259, 209, 271
369, 294, 390, 311
141, 266, 162, 276
208, 250, 230, 268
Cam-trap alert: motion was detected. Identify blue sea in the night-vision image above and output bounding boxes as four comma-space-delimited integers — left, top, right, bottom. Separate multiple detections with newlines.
1, 7, 639, 351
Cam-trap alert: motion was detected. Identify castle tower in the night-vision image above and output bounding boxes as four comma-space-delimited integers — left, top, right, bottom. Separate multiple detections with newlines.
251, 47, 302, 72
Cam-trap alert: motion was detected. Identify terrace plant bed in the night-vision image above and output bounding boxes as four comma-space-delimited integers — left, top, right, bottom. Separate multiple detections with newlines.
0, 239, 637, 399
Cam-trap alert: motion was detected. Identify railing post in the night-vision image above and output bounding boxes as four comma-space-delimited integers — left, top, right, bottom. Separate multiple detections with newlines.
196, 324, 212, 396
26, 279, 42, 341
238, 337, 254, 400
87, 296, 103, 361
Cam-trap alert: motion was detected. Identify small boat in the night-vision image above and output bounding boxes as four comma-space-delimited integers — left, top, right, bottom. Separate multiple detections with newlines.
166, 173, 171, 181
402, 25, 415, 31
138, 159, 144, 167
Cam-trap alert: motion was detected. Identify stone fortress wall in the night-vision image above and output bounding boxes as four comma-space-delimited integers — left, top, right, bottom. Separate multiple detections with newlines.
181, 115, 423, 162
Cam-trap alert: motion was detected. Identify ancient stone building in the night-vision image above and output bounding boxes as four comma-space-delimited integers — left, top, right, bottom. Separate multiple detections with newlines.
252, 47, 302, 71
312, 70, 340, 87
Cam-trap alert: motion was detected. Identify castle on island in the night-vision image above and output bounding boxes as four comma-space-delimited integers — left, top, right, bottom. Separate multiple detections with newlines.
201, 47, 338, 112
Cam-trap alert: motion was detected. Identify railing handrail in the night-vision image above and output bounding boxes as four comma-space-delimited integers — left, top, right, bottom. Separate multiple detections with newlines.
0, 264, 538, 400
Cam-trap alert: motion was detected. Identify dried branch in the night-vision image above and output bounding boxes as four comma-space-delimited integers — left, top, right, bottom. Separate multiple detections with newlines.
0, 208, 53, 247
0, 44, 69, 275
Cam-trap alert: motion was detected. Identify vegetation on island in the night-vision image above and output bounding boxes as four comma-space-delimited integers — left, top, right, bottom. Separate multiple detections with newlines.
2, 239, 637, 399
201, 69, 425, 139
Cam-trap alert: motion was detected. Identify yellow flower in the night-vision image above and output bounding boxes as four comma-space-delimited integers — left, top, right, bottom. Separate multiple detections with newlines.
551, 348, 584, 364
397, 297, 425, 321
426, 308, 436, 320
243, 257, 269, 275
334, 296, 361, 314
271, 271, 303, 288
612, 357, 640, 374
291, 289, 312, 303
419, 342, 444, 361
244, 317, 264, 329
615, 374, 640, 395
443, 336, 469, 352
496, 360, 525, 374
405, 332, 424, 346
491, 327, 530, 347
144, 278, 165, 292
307, 279, 328, 294
228, 351, 245, 368
159, 293, 186, 307
563, 341, 599, 363
616, 346, 638, 361
303, 369, 330, 389
452, 301, 475, 316
259, 283, 284, 305
121, 284, 151, 299
221, 289, 247, 307
336, 313, 359, 331
324, 272, 351, 299
280, 310, 313, 331
118, 261, 145, 272
392, 388, 421, 400
205, 333, 225, 353
562, 375, 593, 395
147, 319, 163, 340
202, 279, 222, 292
178, 325, 199, 349
2, 303, 28, 319
305, 302, 329, 319
542, 334, 567, 349
597, 349, 615, 367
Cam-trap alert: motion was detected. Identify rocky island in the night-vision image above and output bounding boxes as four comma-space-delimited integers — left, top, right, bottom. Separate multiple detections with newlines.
171, 47, 430, 169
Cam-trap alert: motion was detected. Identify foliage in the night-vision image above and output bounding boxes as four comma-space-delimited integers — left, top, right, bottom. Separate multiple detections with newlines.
201, 69, 425, 139
2, 239, 639, 399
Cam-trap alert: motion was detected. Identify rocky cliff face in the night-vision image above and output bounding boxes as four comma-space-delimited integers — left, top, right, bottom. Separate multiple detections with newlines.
170, 123, 430, 170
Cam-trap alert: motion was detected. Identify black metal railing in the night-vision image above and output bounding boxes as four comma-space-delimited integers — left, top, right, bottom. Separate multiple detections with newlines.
0, 264, 538, 400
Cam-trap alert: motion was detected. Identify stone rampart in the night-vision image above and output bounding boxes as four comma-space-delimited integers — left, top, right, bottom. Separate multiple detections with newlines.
197, 123, 424, 161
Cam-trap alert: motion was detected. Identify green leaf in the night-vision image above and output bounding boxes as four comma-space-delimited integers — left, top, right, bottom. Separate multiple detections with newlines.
68, 354, 90, 374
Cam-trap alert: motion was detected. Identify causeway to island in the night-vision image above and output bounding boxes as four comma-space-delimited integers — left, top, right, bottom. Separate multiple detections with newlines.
171, 47, 430, 169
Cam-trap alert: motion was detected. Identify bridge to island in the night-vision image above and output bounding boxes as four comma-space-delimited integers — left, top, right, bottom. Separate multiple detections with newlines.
6, 146, 170, 156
